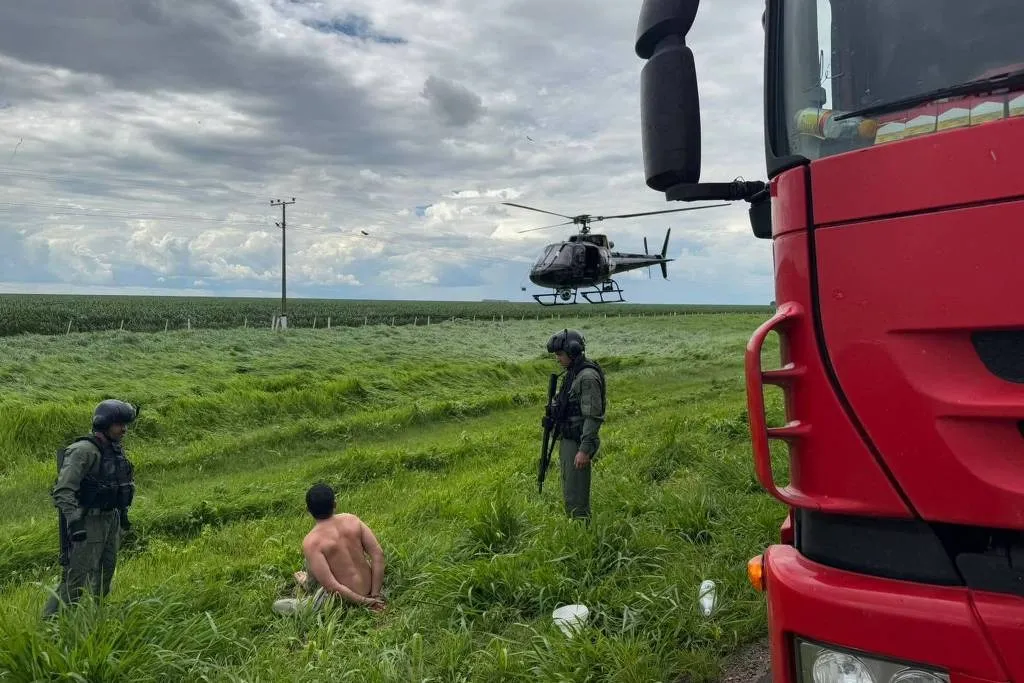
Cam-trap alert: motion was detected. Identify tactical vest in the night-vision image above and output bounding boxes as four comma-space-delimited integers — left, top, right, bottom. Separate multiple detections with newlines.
556, 358, 606, 428
57, 436, 136, 510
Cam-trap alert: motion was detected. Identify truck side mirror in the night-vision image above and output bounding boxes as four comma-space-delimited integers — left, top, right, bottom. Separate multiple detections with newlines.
636, 0, 768, 234
636, 0, 702, 192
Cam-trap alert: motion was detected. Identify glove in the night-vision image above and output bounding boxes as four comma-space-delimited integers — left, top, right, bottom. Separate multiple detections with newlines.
68, 518, 87, 543
119, 508, 131, 532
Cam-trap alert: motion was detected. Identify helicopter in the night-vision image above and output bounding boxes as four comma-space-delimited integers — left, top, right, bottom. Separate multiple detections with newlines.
503, 201, 730, 306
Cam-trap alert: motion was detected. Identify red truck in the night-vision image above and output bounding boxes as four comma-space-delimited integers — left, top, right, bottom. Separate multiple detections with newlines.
636, 1, 1024, 682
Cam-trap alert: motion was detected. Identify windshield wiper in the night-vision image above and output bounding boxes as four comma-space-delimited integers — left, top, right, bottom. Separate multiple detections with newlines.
835, 68, 1024, 121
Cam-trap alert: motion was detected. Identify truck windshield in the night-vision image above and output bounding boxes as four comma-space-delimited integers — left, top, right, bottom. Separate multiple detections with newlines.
780, 0, 1024, 160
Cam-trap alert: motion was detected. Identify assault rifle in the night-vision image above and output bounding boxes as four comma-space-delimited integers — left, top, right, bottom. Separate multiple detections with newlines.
58, 511, 70, 568
538, 372, 561, 493
55, 444, 73, 568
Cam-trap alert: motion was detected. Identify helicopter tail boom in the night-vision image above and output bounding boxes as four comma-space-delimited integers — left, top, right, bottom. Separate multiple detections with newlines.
609, 227, 672, 279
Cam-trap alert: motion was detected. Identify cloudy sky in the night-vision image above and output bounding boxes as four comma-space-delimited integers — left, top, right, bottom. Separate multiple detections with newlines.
0, 0, 771, 305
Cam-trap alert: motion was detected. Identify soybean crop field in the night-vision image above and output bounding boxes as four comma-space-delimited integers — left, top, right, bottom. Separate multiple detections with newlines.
0, 293, 772, 336
0, 312, 786, 682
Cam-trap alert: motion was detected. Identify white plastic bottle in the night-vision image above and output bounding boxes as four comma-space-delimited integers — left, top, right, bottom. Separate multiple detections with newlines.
698, 579, 717, 616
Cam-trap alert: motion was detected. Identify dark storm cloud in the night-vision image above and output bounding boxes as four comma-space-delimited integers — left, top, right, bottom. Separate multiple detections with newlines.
0, 0, 398, 161
421, 76, 485, 127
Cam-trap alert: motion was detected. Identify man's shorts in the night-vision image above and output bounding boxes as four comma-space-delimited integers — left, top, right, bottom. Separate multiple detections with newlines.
272, 587, 331, 615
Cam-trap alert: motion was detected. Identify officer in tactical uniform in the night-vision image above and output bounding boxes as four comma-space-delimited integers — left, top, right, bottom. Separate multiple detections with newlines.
546, 329, 606, 520
42, 399, 138, 618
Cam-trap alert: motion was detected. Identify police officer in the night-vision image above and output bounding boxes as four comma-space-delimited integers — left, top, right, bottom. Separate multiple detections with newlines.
43, 399, 137, 618
546, 329, 606, 520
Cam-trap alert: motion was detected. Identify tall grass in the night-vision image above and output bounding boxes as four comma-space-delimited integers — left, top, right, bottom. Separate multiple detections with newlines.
0, 313, 784, 681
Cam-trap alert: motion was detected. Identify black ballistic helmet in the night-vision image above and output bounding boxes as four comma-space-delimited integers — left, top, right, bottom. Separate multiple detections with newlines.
546, 329, 586, 359
92, 399, 138, 431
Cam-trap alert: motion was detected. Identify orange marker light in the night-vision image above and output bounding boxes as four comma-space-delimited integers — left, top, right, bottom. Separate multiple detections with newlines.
747, 555, 765, 592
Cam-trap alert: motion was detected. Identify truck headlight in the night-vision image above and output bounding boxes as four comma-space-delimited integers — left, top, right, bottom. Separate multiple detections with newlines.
797, 639, 949, 683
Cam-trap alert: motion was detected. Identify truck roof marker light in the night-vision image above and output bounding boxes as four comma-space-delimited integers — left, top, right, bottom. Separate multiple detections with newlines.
747, 554, 765, 592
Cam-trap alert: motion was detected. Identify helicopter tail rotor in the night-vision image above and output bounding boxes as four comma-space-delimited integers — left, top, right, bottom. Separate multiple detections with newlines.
660, 228, 671, 279
644, 237, 652, 279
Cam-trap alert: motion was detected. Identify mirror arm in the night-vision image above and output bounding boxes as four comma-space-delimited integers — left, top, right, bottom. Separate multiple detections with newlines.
664, 180, 767, 203
665, 180, 773, 239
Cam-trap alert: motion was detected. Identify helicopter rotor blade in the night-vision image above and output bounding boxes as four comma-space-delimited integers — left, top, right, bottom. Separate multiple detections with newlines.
502, 202, 575, 220
592, 203, 731, 221
516, 220, 575, 234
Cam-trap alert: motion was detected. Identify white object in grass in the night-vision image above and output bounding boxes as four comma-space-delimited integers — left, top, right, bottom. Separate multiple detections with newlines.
552, 604, 590, 637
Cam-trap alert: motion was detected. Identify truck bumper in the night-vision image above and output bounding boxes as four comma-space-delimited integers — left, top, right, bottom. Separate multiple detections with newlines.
763, 544, 1013, 683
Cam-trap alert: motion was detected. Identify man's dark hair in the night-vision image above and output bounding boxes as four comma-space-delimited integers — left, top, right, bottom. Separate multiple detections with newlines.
306, 483, 335, 520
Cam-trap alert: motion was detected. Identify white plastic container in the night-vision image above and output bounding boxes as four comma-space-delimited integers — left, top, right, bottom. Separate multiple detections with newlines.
552, 604, 590, 637
698, 580, 717, 616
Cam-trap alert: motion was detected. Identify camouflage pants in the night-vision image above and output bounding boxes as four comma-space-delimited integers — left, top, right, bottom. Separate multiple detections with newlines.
42, 509, 121, 618
559, 437, 592, 520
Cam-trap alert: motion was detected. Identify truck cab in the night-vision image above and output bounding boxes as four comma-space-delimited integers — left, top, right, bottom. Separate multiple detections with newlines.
636, 1, 1024, 681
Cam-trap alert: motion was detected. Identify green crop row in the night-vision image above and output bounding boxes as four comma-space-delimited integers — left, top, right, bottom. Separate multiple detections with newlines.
0, 294, 771, 336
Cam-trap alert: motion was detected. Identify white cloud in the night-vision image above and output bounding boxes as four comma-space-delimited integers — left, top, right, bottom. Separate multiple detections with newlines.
0, 0, 772, 304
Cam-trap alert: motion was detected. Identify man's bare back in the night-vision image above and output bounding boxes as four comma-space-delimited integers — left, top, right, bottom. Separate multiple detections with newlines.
302, 512, 386, 610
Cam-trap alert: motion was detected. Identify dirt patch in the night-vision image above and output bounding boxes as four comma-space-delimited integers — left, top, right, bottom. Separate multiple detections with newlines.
718, 636, 771, 682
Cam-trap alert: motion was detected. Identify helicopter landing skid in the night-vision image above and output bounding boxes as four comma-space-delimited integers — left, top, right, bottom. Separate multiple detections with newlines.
532, 289, 579, 306
532, 281, 625, 306
581, 280, 625, 304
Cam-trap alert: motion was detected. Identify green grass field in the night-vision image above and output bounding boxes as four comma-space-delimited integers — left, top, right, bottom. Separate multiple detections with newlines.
0, 293, 772, 336
0, 312, 786, 682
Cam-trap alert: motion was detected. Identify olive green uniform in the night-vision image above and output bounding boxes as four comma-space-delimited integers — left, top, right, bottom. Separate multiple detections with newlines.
557, 360, 605, 519
43, 438, 131, 618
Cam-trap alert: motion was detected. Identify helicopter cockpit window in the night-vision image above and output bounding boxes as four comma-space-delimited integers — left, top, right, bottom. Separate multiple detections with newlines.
559, 244, 584, 268
534, 244, 561, 268
534, 244, 580, 269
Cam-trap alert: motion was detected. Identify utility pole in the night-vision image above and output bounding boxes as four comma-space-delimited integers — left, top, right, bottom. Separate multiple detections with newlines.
270, 197, 295, 329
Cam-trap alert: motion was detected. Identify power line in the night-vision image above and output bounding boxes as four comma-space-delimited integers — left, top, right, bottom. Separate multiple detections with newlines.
270, 197, 295, 328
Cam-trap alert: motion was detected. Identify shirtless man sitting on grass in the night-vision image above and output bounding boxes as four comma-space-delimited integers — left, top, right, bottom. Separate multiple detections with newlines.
274, 483, 386, 615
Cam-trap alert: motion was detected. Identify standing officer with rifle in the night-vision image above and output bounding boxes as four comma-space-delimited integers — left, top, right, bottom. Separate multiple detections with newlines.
538, 329, 606, 520
43, 399, 138, 618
